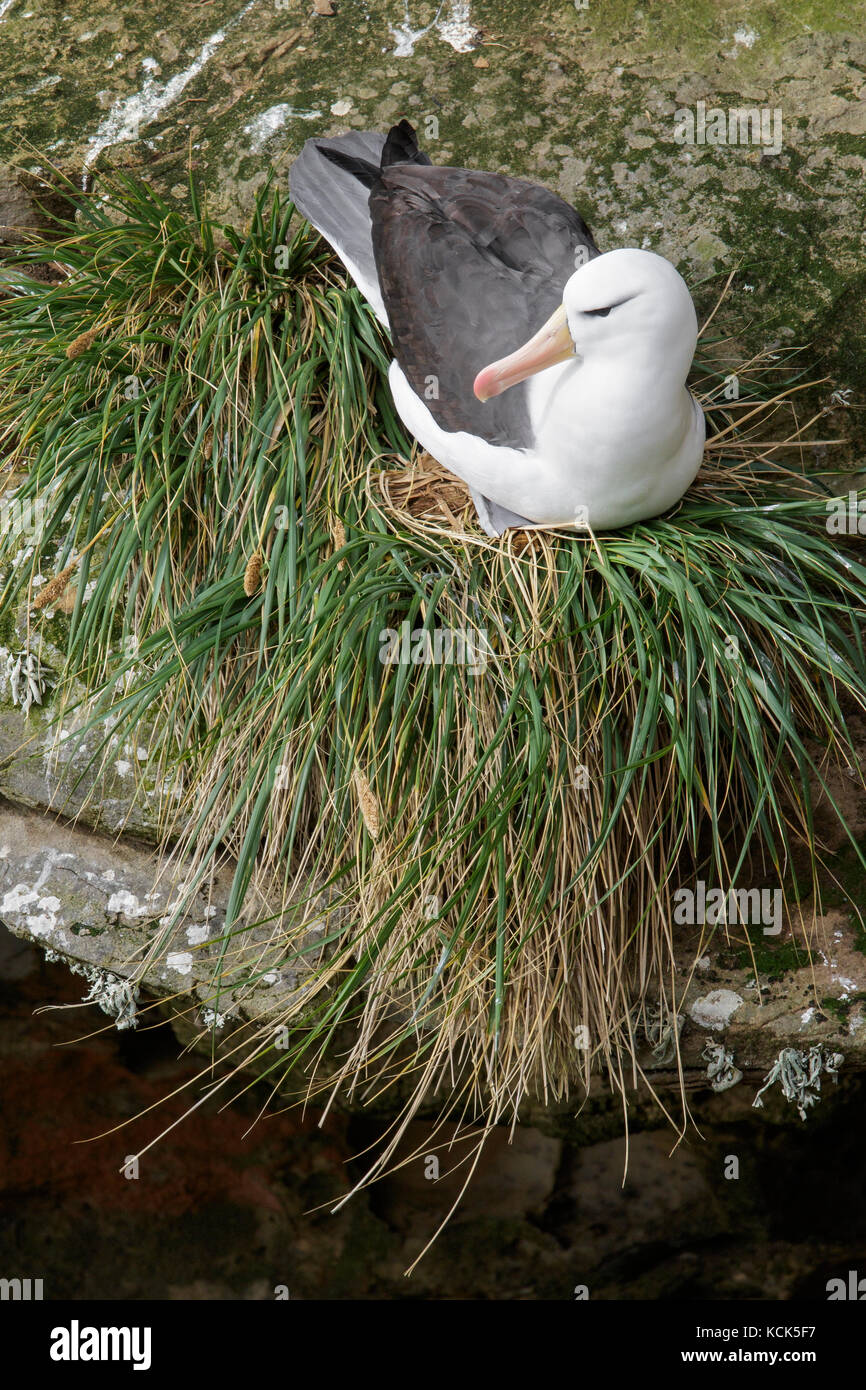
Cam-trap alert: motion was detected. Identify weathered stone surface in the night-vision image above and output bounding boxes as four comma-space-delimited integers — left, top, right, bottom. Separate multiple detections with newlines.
0, 697, 167, 843
0, 554, 173, 842
369, 1122, 563, 1236
0, 797, 299, 1036
0, 168, 74, 245
0, 170, 46, 245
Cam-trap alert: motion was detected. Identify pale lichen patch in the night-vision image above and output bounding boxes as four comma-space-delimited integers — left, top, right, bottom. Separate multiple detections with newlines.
689, 989, 744, 1031
106, 888, 148, 918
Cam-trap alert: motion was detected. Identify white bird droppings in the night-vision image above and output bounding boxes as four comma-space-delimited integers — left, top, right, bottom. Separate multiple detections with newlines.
243, 103, 322, 152
84, 0, 257, 170
391, 1, 478, 57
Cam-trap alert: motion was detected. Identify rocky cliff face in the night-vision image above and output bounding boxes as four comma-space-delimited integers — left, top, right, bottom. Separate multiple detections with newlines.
1, 0, 866, 1296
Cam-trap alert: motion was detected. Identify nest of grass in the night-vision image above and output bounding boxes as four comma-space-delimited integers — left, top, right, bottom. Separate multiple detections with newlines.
1, 166, 865, 1260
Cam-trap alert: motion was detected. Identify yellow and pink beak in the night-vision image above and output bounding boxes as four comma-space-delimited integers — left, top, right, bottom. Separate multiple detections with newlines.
473, 302, 575, 402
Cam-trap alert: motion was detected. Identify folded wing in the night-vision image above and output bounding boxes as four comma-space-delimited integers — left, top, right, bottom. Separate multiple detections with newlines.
370, 164, 599, 450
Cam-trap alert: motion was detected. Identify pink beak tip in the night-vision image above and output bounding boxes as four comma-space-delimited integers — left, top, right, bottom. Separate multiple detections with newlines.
473, 368, 498, 402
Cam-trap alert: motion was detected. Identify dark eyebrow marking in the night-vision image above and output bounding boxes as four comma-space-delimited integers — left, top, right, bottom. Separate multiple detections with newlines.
583, 294, 636, 318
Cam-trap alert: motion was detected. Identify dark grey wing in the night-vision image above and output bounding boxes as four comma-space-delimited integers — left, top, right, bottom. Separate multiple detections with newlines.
370, 164, 599, 450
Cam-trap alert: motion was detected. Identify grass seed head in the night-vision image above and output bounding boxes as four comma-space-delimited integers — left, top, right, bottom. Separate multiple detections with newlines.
243, 551, 263, 596
353, 767, 381, 840
33, 563, 75, 610
332, 516, 346, 568
65, 327, 99, 360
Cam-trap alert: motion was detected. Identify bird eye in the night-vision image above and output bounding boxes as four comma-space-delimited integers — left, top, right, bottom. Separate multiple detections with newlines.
585, 306, 612, 317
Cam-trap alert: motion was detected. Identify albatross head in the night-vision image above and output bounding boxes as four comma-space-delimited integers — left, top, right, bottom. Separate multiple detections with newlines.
472, 248, 698, 401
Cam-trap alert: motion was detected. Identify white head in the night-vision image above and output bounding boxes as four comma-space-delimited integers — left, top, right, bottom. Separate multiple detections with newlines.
473, 248, 699, 401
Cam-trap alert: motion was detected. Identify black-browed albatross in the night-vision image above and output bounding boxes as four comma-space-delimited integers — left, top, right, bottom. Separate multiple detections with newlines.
289, 120, 705, 536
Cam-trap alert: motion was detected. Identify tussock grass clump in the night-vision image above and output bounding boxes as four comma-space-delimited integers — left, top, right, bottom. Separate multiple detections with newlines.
1, 169, 865, 1244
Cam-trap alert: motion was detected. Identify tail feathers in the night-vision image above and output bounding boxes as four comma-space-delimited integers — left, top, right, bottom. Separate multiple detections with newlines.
318, 146, 380, 189
317, 120, 431, 190
289, 129, 390, 323
289, 123, 431, 327
381, 118, 432, 169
